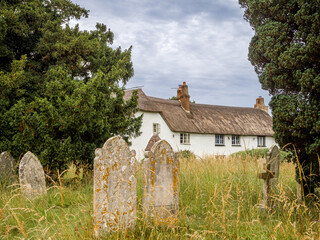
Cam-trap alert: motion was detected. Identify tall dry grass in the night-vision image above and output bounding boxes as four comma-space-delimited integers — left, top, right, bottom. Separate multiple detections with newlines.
0, 154, 319, 239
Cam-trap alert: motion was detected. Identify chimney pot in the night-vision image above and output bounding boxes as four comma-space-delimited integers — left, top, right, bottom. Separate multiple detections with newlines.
254, 96, 268, 114
177, 82, 190, 112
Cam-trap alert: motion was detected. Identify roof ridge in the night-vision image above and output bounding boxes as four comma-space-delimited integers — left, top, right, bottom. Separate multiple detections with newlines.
124, 88, 273, 136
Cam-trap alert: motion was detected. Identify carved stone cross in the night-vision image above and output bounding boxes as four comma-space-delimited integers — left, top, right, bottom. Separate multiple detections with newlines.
258, 145, 280, 208
258, 167, 275, 208
258, 171, 275, 181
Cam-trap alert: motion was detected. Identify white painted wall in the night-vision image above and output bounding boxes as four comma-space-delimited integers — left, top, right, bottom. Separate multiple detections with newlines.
130, 112, 175, 159
130, 111, 277, 160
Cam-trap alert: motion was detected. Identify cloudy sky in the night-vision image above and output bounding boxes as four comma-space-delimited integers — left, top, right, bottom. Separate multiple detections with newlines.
71, 0, 271, 108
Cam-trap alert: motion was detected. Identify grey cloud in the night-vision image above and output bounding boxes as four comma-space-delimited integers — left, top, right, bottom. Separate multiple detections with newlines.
75, 0, 243, 23
71, 0, 270, 108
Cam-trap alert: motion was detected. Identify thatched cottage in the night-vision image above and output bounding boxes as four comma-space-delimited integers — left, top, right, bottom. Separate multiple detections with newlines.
125, 82, 275, 159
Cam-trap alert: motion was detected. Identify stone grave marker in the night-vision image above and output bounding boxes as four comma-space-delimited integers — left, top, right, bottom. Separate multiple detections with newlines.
0, 151, 16, 182
19, 151, 47, 198
143, 140, 179, 223
258, 145, 280, 208
297, 181, 303, 203
144, 134, 161, 158
268, 145, 280, 186
94, 136, 137, 236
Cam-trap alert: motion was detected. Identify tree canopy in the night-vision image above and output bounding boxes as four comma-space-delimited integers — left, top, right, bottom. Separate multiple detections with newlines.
0, 0, 142, 169
239, 0, 320, 195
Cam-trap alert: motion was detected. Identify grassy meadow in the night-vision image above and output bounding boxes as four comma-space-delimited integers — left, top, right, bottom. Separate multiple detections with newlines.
1, 154, 320, 239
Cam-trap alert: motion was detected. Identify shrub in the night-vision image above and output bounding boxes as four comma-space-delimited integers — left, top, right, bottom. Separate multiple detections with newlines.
231, 149, 269, 159
178, 150, 196, 159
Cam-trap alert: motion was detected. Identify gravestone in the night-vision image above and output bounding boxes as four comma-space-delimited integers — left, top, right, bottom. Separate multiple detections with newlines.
268, 145, 280, 186
297, 182, 303, 203
94, 136, 137, 236
19, 151, 47, 198
144, 134, 161, 158
258, 145, 280, 208
257, 157, 266, 171
143, 140, 179, 224
0, 151, 16, 182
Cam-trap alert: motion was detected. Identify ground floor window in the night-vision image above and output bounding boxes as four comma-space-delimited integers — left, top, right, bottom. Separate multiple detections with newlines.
180, 133, 190, 144
232, 135, 241, 146
153, 123, 160, 135
257, 136, 266, 147
215, 134, 224, 146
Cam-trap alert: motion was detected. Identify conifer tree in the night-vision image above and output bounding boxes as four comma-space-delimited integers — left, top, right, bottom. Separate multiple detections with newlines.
0, 0, 142, 169
239, 0, 320, 196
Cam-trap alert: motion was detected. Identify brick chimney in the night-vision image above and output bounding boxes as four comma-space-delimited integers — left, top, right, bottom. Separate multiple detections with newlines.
254, 96, 268, 114
177, 82, 190, 112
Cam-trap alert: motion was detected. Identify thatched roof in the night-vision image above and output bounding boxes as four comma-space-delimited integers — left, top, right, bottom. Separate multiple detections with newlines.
125, 89, 274, 136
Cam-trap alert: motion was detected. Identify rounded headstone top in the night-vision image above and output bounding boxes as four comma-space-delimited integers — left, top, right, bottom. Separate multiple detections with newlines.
0, 151, 15, 169
268, 145, 280, 161
19, 151, 46, 198
103, 136, 128, 149
150, 139, 173, 153
145, 134, 161, 151
0, 151, 16, 179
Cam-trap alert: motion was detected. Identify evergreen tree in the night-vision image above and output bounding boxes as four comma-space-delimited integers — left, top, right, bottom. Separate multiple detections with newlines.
239, 0, 320, 196
0, 0, 142, 169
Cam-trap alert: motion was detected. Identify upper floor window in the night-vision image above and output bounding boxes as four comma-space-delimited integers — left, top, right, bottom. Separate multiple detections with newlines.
215, 134, 224, 146
153, 123, 160, 135
232, 135, 241, 146
257, 136, 266, 147
180, 133, 190, 144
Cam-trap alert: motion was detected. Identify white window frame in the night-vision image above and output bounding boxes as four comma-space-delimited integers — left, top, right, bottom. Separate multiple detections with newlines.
215, 134, 224, 146
257, 136, 266, 147
180, 133, 190, 144
153, 123, 160, 135
232, 135, 241, 146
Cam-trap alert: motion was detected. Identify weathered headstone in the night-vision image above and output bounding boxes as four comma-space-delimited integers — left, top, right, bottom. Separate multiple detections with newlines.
94, 136, 137, 236
19, 151, 47, 198
144, 134, 161, 158
297, 181, 303, 203
0, 151, 16, 182
143, 140, 179, 224
257, 157, 266, 171
258, 145, 280, 208
268, 145, 280, 186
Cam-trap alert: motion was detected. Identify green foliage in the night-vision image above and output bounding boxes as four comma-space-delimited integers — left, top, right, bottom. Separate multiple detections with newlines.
239, 0, 320, 195
169, 96, 195, 103
231, 148, 269, 159
232, 148, 293, 162
178, 150, 196, 159
0, 0, 142, 169
62, 162, 83, 183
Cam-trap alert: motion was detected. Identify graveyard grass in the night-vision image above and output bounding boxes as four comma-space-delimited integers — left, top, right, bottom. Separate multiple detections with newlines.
1, 154, 320, 239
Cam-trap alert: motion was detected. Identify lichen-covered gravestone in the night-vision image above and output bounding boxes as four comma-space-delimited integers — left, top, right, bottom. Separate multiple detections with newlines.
94, 136, 137, 236
258, 145, 280, 208
143, 140, 179, 224
0, 151, 16, 182
144, 134, 161, 158
19, 151, 47, 198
